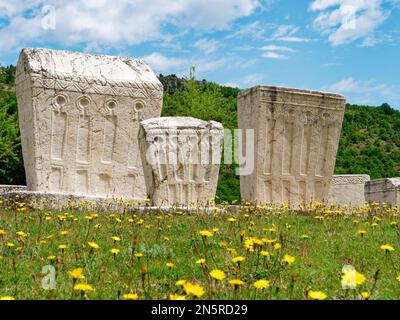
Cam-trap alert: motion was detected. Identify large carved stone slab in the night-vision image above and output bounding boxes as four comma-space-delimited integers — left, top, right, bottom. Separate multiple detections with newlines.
328, 174, 370, 206
365, 178, 400, 207
139, 117, 224, 206
15, 48, 163, 200
238, 86, 346, 207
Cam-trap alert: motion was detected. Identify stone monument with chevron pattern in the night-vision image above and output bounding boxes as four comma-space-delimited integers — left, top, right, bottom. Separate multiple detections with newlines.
15, 48, 163, 201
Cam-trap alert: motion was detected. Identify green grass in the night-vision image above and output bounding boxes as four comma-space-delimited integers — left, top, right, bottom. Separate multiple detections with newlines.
0, 202, 400, 300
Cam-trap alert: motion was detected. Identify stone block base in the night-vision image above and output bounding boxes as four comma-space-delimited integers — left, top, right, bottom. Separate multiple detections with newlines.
327, 175, 370, 206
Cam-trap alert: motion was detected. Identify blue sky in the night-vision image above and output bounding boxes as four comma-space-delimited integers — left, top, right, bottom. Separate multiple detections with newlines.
0, 0, 399, 107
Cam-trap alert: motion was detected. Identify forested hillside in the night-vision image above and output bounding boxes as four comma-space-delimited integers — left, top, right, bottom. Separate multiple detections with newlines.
1, 65, 400, 202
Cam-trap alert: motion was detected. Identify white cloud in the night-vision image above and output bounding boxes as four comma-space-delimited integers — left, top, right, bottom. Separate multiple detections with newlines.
259, 44, 295, 59
272, 25, 299, 38
310, 0, 391, 46
359, 33, 393, 47
324, 77, 400, 106
193, 38, 220, 54
259, 45, 295, 52
274, 36, 318, 43
140, 52, 186, 74
0, 0, 261, 53
223, 81, 241, 88
265, 24, 319, 43
325, 77, 365, 92
243, 73, 264, 86
141, 52, 227, 75
261, 51, 287, 59
226, 21, 268, 40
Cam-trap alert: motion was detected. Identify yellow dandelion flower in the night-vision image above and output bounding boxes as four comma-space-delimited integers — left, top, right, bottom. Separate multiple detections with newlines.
199, 230, 213, 238
209, 269, 226, 281
69, 268, 85, 280
111, 236, 121, 242
16, 231, 28, 238
341, 268, 366, 289
110, 248, 120, 255
226, 248, 238, 255
361, 291, 371, 299
183, 283, 205, 298
308, 290, 327, 300
357, 230, 367, 236
283, 254, 295, 265
301, 234, 310, 239
0, 296, 15, 300
166, 262, 174, 269
253, 279, 270, 289
232, 256, 245, 264
261, 250, 270, 257
273, 243, 282, 250
134, 252, 143, 258
47, 255, 56, 261
380, 244, 395, 252
196, 258, 206, 265
229, 279, 245, 286
0, 229, 7, 235
122, 293, 138, 300
73, 283, 94, 292
169, 294, 186, 300
88, 241, 100, 250
6, 242, 15, 248
58, 244, 68, 250
175, 280, 187, 287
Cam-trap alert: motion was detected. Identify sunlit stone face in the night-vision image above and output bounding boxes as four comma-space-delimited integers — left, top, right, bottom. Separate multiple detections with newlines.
15, 48, 163, 200
139, 117, 224, 207
237, 86, 346, 207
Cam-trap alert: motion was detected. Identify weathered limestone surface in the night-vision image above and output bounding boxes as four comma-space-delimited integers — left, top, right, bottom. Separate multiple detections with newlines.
139, 117, 224, 206
365, 178, 400, 207
238, 86, 346, 207
15, 48, 163, 200
328, 175, 370, 206
0, 185, 27, 194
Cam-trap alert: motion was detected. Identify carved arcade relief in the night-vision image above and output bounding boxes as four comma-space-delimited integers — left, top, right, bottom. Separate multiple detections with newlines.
238, 86, 346, 207
15, 48, 163, 200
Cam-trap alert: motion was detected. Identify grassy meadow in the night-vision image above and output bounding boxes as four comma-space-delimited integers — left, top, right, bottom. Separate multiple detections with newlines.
0, 197, 400, 300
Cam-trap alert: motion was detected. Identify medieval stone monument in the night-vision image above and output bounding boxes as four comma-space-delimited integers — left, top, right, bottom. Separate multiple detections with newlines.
15, 48, 163, 200
365, 178, 400, 207
328, 174, 370, 206
238, 86, 346, 207
139, 117, 224, 206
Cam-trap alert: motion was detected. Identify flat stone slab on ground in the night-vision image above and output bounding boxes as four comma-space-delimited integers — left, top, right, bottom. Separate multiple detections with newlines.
365, 178, 400, 207
328, 174, 370, 206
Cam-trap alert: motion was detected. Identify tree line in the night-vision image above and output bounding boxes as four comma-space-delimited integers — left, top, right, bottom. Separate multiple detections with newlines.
1, 65, 400, 202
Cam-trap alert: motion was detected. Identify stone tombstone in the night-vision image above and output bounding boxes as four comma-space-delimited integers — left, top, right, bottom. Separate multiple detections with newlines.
139, 117, 224, 207
15, 48, 163, 200
328, 174, 370, 206
238, 86, 346, 207
365, 178, 400, 207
